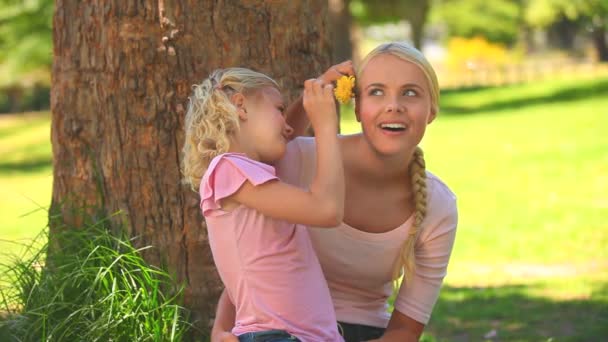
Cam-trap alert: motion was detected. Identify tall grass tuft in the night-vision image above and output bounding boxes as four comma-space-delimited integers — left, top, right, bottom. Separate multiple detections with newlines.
0, 211, 191, 341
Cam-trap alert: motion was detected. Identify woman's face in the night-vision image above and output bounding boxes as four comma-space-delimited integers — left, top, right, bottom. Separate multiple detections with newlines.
355, 54, 436, 157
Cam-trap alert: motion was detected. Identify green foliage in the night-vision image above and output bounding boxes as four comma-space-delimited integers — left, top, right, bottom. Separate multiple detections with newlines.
0, 0, 53, 85
525, 0, 608, 28
0, 212, 192, 341
350, 0, 429, 25
431, 0, 522, 45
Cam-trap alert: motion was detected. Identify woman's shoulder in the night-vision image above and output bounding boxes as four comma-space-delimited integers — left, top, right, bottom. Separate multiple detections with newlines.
420, 171, 458, 238
425, 171, 457, 205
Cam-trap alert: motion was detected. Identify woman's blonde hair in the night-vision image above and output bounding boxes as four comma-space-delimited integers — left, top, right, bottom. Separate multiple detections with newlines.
357, 42, 439, 282
181, 67, 278, 191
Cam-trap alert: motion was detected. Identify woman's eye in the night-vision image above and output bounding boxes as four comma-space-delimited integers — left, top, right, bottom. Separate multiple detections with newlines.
403, 89, 417, 97
368, 88, 383, 96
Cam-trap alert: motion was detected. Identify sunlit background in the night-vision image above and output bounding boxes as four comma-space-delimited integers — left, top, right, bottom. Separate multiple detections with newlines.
1, 0, 606, 340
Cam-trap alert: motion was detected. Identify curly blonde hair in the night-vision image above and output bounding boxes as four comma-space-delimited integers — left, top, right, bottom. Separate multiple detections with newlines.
181, 67, 279, 191
358, 42, 440, 282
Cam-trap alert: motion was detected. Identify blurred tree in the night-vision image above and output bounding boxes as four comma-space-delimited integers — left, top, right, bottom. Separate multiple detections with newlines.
0, 0, 53, 85
329, 0, 354, 63
525, 0, 608, 61
51, 0, 332, 336
350, 0, 431, 49
431, 0, 522, 46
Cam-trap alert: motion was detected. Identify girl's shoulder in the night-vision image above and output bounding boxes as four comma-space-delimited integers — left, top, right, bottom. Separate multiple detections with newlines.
200, 153, 278, 216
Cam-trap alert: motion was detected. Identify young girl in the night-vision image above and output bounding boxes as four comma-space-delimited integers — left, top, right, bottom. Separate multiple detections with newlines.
182, 67, 346, 342
212, 44, 458, 342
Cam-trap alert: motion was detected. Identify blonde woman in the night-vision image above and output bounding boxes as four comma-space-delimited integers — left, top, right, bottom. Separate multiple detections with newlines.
213, 43, 458, 342
183, 68, 345, 341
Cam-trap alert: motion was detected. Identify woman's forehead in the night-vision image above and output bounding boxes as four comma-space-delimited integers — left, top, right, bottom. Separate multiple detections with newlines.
359, 54, 426, 86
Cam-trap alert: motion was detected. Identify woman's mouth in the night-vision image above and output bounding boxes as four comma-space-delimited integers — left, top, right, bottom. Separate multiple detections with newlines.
380, 123, 407, 132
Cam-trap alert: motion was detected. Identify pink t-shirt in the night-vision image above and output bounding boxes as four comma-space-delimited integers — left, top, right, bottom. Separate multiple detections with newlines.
200, 153, 343, 342
275, 137, 458, 327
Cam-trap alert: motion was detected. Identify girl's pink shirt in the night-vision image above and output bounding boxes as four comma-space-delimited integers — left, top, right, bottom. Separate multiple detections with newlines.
200, 153, 343, 342
275, 137, 458, 327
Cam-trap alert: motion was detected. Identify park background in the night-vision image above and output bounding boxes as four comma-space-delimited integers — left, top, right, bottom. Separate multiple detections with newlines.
1, 0, 607, 341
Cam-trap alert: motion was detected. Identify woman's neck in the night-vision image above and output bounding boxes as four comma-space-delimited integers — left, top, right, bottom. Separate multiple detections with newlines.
347, 134, 414, 184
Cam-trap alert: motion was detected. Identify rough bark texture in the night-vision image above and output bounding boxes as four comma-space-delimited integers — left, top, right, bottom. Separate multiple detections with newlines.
51, 0, 331, 332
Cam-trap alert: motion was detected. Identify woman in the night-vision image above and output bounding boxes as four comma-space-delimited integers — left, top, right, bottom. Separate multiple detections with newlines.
212, 42, 458, 342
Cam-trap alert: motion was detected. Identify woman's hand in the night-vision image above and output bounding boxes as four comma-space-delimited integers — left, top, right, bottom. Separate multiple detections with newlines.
319, 60, 355, 85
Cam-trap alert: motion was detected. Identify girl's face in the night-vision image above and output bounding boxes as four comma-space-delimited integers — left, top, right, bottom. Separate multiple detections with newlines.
355, 54, 436, 157
241, 87, 293, 163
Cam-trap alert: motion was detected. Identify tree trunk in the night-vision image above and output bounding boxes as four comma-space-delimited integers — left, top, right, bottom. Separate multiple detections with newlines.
591, 25, 608, 62
329, 0, 352, 64
407, 0, 429, 50
51, 0, 331, 334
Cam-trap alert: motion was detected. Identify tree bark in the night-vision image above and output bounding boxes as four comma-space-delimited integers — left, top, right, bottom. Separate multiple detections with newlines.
51, 0, 331, 334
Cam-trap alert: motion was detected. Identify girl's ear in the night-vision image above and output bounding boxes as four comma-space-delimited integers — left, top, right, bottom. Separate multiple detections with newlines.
231, 93, 248, 120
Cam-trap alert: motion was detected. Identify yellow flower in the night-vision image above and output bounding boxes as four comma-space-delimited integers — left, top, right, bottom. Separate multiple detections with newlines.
334, 75, 355, 104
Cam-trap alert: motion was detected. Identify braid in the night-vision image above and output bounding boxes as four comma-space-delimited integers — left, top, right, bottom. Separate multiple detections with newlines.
392, 146, 427, 281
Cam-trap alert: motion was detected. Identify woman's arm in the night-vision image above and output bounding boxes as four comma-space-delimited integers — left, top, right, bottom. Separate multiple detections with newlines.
210, 289, 238, 342
285, 60, 354, 137
367, 310, 424, 342
231, 79, 344, 227
371, 193, 458, 342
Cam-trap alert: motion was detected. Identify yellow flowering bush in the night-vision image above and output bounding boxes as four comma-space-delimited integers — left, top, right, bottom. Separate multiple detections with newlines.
334, 75, 355, 104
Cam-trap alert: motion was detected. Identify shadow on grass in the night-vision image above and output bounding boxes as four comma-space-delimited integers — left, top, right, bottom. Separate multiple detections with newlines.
440, 79, 608, 115
424, 284, 608, 342
0, 158, 52, 173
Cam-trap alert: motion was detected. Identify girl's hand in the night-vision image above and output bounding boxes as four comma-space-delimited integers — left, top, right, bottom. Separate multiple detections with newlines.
302, 79, 337, 132
319, 60, 354, 85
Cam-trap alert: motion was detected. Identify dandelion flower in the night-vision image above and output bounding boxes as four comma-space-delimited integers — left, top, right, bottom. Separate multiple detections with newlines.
334, 75, 355, 104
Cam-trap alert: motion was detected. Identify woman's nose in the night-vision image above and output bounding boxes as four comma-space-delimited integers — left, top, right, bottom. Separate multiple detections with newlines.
386, 99, 403, 113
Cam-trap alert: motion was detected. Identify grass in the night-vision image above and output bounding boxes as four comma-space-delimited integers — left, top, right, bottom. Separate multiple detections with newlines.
0, 111, 52, 261
342, 77, 608, 340
0, 213, 191, 341
1, 76, 607, 340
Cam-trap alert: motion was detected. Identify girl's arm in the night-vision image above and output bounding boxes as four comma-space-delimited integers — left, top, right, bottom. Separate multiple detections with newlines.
210, 289, 237, 342
285, 60, 353, 137
231, 79, 344, 227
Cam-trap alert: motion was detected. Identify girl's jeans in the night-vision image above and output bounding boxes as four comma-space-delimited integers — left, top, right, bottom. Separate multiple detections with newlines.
237, 329, 300, 342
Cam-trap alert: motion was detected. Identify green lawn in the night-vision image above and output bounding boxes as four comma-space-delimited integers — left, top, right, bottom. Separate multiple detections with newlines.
1, 77, 607, 340
342, 77, 608, 341
0, 112, 52, 260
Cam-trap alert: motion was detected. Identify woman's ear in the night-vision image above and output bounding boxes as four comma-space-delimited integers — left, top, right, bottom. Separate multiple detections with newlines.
427, 107, 437, 124
231, 93, 248, 120
354, 96, 361, 122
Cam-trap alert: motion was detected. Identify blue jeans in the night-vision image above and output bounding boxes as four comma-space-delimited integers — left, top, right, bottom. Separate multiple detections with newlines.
337, 321, 385, 342
237, 329, 301, 342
